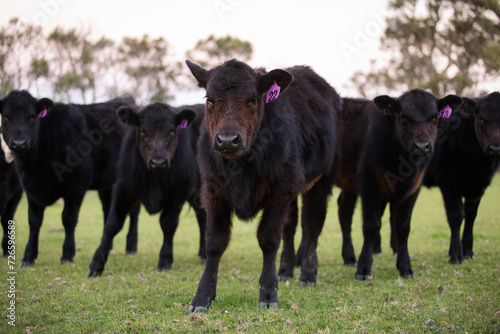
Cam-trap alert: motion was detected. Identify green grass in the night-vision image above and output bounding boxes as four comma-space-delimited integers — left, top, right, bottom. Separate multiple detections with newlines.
1, 177, 500, 333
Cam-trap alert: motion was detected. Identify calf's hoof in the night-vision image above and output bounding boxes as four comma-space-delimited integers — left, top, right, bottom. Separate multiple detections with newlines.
60, 258, 73, 265
19, 260, 35, 268
344, 261, 356, 267
299, 280, 316, 287
86, 269, 102, 278
259, 302, 278, 308
463, 250, 474, 260
157, 264, 172, 272
355, 273, 372, 281
188, 305, 208, 313
199, 257, 207, 265
449, 258, 463, 265
278, 275, 292, 282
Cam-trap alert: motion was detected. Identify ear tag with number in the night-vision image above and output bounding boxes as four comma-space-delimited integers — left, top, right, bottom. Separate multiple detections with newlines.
38, 107, 47, 118
438, 105, 452, 118
265, 81, 281, 103
177, 119, 188, 130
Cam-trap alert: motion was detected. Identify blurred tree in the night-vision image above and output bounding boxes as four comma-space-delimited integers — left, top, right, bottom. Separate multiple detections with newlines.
0, 18, 44, 97
186, 34, 253, 68
351, 0, 500, 97
117, 34, 181, 103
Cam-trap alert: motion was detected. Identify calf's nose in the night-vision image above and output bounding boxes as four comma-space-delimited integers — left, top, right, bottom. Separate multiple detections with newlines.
487, 144, 500, 158
412, 140, 432, 156
10, 139, 27, 152
215, 133, 241, 153
149, 158, 168, 170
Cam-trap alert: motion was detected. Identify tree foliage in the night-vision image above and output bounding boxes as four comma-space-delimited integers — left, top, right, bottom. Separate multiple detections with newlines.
351, 0, 500, 97
0, 18, 253, 104
186, 34, 253, 68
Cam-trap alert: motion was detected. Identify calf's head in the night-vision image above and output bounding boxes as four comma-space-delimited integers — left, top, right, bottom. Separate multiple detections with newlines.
117, 103, 196, 171
186, 59, 293, 159
374, 89, 462, 157
463, 92, 500, 158
0, 90, 53, 155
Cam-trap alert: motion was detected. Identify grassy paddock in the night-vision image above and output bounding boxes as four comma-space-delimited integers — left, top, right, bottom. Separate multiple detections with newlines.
1, 178, 499, 333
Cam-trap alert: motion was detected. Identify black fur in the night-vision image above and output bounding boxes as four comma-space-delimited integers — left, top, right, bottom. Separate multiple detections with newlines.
186, 59, 340, 312
424, 92, 500, 263
86, 103, 207, 277
0, 90, 139, 266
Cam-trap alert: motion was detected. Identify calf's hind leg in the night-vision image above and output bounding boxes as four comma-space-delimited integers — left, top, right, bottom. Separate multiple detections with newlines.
157, 201, 184, 271
299, 175, 332, 287
338, 191, 357, 266
258, 195, 293, 308
60, 192, 86, 264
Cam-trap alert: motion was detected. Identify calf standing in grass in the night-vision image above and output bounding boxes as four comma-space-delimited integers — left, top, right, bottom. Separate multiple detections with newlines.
334, 89, 461, 280
0, 129, 22, 257
0, 91, 139, 266
186, 59, 340, 312
424, 92, 500, 264
86, 103, 206, 277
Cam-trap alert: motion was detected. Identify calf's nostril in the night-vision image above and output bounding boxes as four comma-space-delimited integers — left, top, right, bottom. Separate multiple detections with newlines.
487, 145, 500, 156
216, 133, 240, 148
149, 158, 167, 169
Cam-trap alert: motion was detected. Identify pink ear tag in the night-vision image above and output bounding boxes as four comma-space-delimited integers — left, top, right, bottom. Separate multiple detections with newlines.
265, 81, 281, 103
38, 107, 47, 118
438, 105, 452, 118
177, 119, 188, 130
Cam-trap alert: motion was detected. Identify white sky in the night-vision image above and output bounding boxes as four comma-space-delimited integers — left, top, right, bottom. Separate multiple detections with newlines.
0, 0, 391, 105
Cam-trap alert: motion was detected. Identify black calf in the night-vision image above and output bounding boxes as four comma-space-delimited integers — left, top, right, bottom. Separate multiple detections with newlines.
86, 102, 207, 277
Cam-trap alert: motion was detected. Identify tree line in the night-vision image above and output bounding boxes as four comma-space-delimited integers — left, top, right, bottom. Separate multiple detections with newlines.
1, 0, 498, 105
0, 18, 253, 105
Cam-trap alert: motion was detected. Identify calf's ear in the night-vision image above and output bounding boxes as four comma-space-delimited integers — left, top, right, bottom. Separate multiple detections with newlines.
36, 98, 53, 118
258, 69, 293, 97
374, 95, 401, 114
186, 60, 209, 88
437, 95, 463, 112
175, 109, 197, 130
117, 106, 140, 126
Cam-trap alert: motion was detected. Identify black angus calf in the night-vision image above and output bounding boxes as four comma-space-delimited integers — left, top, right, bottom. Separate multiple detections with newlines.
0, 90, 139, 266
333, 89, 461, 280
0, 130, 23, 257
86, 103, 207, 277
186, 59, 340, 312
424, 92, 500, 264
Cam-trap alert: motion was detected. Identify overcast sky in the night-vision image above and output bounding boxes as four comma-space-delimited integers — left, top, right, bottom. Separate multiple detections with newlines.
0, 0, 391, 105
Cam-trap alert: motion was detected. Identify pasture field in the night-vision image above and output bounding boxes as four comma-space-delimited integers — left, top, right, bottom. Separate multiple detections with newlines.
1, 177, 499, 333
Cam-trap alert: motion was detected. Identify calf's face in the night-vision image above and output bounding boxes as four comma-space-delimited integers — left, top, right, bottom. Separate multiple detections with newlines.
186, 59, 292, 159
374, 89, 462, 157
118, 103, 196, 171
0, 91, 53, 155
465, 92, 500, 158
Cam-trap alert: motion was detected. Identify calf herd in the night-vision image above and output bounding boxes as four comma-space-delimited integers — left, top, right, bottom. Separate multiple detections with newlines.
0, 59, 498, 313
